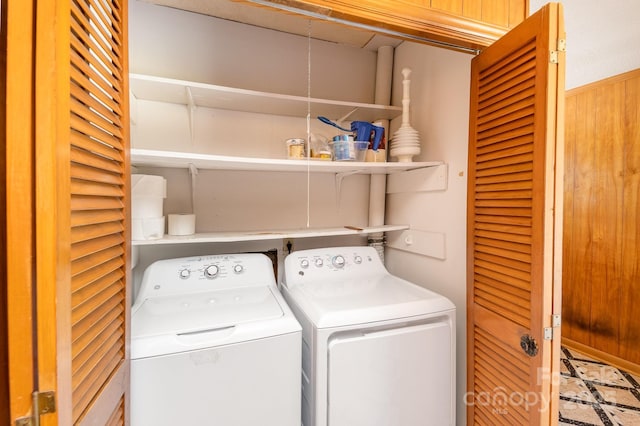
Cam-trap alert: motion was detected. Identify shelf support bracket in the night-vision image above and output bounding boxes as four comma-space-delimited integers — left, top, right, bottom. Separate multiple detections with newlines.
185, 86, 196, 145
337, 107, 359, 127
335, 170, 362, 203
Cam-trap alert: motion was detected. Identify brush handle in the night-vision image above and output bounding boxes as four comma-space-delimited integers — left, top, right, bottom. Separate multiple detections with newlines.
401, 68, 412, 126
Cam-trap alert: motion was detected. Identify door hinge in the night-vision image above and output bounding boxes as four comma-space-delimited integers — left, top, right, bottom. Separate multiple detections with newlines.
544, 314, 562, 340
557, 38, 567, 52
15, 391, 56, 426
550, 39, 566, 64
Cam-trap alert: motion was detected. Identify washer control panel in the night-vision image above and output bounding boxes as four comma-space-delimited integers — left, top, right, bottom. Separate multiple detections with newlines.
137, 253, 275, 300
284, 246, 387, 287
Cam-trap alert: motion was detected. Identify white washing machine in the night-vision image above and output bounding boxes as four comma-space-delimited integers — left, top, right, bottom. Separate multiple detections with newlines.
131, 253, 301, 426
281, 246, 456, 426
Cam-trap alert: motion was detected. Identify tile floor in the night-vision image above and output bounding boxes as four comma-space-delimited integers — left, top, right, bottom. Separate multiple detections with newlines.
559, 346, 640, 425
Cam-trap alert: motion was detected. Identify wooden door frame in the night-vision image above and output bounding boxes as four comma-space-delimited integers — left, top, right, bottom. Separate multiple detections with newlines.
4, 0, 37, 422
1, 0, 10, 421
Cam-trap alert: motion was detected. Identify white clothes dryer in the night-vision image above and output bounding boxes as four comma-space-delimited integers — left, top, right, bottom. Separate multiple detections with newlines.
131, 253, 301, 426
281, 246, 456, 426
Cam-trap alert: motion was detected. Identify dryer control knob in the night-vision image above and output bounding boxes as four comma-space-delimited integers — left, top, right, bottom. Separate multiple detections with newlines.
233, 264, 244, 274
354, 255, 362, 264
332, 255, 346, 268
179, 268, 191, 280
300, 259, 310, 269
315, 258, 324, 267
204, 264, 219, 279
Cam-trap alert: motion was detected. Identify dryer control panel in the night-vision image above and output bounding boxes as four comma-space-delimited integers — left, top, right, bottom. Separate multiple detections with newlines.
137, 253, 276, 300
283, 246, 387, 288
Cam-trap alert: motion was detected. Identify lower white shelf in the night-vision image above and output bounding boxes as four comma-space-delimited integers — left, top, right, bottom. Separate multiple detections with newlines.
131, 225, 408, 246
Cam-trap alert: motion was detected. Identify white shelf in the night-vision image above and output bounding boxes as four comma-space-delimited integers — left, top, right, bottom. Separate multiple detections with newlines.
131, 225, 408, 246
131, 149, 442, 174
130, 73, 402, 121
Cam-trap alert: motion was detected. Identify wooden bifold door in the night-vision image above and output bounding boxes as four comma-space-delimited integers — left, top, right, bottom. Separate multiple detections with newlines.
4, 0, 131, 424
467, 3, 565, 425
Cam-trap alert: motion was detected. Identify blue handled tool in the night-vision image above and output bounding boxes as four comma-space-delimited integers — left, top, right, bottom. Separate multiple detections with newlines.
317, 116, 351, 132
351, 121, 385, 150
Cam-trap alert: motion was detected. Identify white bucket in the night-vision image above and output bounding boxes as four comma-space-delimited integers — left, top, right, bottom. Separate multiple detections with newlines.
132, 216, 165, 240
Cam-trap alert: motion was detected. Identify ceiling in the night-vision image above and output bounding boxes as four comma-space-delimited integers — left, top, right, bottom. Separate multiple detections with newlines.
140, 0, 405, 51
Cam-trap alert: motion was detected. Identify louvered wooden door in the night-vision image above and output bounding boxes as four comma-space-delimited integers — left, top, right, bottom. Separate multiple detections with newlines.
6, 0, 130, 424
467, 3, 564, 425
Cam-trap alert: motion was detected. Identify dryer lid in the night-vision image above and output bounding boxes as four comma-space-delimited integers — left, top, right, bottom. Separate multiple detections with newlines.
131, 286, 283, 339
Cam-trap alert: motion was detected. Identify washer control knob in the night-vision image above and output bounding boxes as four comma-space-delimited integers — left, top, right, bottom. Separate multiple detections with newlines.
179, 269, 191, 280
204, 264, 219, 279
354, 255, 362, 264
300, 259, 310, 269
233, 264, 244, 274
315, 258, 324, 267
332, 255, 346, 268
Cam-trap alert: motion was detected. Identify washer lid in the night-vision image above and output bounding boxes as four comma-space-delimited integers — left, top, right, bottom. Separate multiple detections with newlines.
131, 286, 283, 339
285, 273, 455, 328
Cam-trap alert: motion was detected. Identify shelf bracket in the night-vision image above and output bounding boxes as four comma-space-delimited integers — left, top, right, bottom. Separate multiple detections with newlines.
337, 107, 359, 127
335, 170, 362, 202
185, 86, 196, 145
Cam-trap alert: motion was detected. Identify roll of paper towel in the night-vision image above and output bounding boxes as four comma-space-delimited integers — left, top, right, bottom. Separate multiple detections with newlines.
132, 174, 166, 219
168, 214, 196, 236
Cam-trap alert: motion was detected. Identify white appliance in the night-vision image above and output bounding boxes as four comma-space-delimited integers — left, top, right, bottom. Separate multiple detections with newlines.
131, 253, 301, 426
281, 246, 456, 426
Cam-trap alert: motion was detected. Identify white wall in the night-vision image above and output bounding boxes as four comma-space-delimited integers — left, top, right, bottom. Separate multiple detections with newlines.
128, 1, 379, 292
385, 43, 472, 425
129, 0, 377, 235
530, 0, 640, 89
129, 0, 377, 102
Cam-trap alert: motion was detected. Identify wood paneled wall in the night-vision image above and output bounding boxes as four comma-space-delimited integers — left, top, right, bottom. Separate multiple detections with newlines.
431, 0, 526, 28
563, 69, 640, 365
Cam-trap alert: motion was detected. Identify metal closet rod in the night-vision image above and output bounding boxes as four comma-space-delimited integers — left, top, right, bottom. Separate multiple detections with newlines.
247, 0, 481, 55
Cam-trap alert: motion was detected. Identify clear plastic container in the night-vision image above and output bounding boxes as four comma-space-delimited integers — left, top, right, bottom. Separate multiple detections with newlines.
353, 141, 368, 161
286, 138, 306, 159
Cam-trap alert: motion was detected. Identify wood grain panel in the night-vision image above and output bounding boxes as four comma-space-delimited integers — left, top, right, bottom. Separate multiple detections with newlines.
430, 0, 463, 15
481, 0, 509, 27
562, 95, 576, 339
620, 74, 640, 362
590, 82, 624, 354
566, 89, 596, 343
462, 0, 482, 20
507, 0, 526, 28
563, 69, 640, 365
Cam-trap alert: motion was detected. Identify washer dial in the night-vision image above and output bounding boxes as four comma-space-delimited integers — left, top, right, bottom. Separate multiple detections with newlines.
332, 255, 345, 268
204, 264, 219, 279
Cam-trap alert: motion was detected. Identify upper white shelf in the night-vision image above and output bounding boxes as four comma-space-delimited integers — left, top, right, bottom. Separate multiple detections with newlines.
129, 73, 403, 121
131, 149, 442, 174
